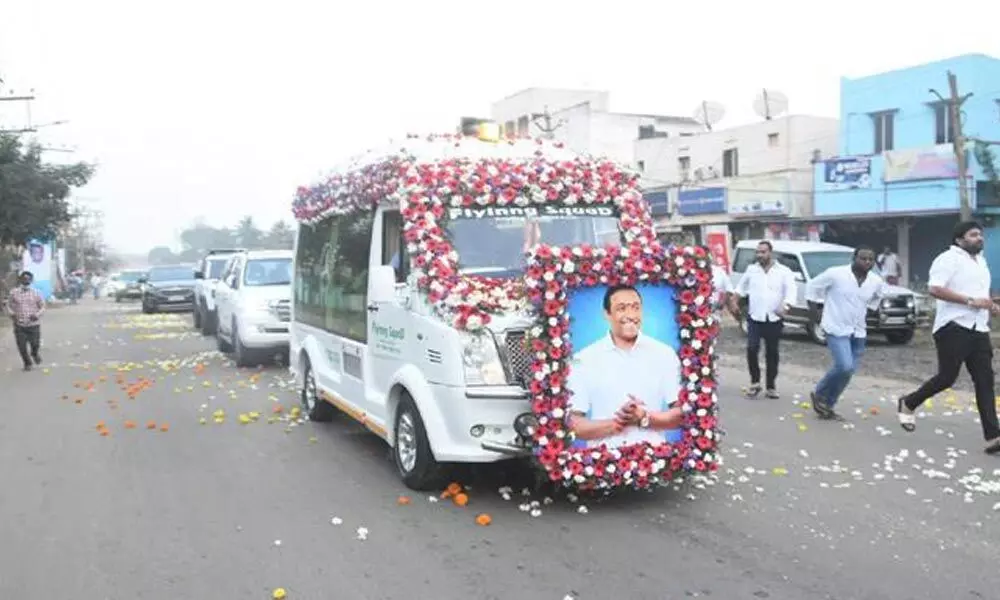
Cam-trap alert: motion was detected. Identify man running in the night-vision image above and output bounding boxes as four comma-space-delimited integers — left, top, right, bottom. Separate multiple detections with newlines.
897, 221, 1000, 454
729, 241, 796, 398
6, 271, 45, 371
807, 246, 886, 420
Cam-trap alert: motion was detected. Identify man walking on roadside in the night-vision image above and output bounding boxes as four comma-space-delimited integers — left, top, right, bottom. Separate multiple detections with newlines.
897, 221, 1000, 455
6, 271, 45, 371
807, 246, 886, 420
729, 240, 797, 398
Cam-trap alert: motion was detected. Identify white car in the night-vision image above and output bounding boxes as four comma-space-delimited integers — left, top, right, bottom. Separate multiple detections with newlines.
193, 249, 244, 335
214, 250, 293, 367
728, 239, 921, 344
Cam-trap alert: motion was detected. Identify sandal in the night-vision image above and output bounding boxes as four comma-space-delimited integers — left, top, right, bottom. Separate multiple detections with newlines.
897, 397, 916, 432
985, 438, 1000, 455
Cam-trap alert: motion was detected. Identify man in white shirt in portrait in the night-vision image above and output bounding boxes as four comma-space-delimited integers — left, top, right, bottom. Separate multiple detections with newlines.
897, 221, 1000, 454
806, 245, 887, 421
877, 246, 901, 285
711, 264, 735, 322
566, 284, 683, 448
729, 240, 797, 399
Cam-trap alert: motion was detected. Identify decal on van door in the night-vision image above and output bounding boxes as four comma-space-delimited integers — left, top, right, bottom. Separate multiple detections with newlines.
342, 344, 363, 380
371, 321, 405, 358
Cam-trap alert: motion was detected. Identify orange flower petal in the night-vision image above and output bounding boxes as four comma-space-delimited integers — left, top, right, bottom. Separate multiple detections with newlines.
159, 424, 170, 432
453, 493, 469, 507
445, 482, 462, 495
475, 513, 492, 526
397, 495, 411, 505
146, 421, 157, 429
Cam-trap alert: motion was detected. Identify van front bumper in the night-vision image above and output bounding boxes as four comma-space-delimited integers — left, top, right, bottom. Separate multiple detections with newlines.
424, 384, 533, 462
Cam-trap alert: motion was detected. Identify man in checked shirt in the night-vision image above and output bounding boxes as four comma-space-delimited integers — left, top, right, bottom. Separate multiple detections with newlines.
6, 271, 45, 371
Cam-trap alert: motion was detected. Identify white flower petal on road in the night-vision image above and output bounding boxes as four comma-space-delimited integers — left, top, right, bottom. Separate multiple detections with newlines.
273, 539, 282, 547
356, 527, 368, 540
577, 506, 589, 514
529, 508, 542, 517
330, 517, 343, 526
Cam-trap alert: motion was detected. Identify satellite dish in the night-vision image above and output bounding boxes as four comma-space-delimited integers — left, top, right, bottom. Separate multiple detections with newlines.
753, 89, 789, 121
692, 101, 725, 131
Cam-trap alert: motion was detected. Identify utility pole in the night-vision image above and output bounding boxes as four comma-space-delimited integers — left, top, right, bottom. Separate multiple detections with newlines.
531, 105, 565, 140
930, 71, 974, 221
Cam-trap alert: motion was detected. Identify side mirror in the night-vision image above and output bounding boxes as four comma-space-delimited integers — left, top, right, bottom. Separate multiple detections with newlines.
369, 265, 397, 304
794, 272, 805, 283
193, 270, 204, 279
137, 276, 148, 284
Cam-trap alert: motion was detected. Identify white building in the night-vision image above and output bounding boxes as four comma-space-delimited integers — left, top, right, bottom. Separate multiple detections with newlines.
490, 88, 702, 167
634, 115, 839, 245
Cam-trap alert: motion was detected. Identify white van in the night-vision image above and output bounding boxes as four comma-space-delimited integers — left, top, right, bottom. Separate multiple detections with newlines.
290, 130, 624, 490
728, 239, 922, 344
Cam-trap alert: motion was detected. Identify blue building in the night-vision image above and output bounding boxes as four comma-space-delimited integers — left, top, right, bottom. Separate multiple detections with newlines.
813, 54, 1000, 289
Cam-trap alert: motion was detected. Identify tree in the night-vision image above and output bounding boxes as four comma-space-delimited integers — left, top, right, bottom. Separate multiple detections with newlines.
266, 220, 295, 249
0, 133, 95, 248
147, 246, 175, 265
234, 216, 263, 249
974, 141, 999, 202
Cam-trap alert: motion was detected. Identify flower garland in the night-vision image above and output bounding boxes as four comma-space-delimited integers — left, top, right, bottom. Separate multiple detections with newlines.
291, 135, 655, 331
524, 242, 721, 492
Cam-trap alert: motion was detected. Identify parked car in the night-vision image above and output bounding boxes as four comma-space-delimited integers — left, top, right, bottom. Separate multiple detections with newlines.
113, 269, 148, 302
729, 240, 919, 345
214, 249, 292, 367
139, 265, 197, 314
193, 248, 245, 335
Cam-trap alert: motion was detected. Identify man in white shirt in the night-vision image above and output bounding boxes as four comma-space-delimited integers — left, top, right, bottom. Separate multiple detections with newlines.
806, 246, 886, 420
877, 246, 900, 285
567, 285, 683, 448
729, 241, 797, 398
897, 221, 1000, 454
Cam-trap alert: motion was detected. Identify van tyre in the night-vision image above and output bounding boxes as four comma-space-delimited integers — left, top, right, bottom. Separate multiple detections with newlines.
216, 332, 232, 353
193, 305, 202, 329
201, 304, 216, 336
300, 358, 335, 422
393, 394, 443, 491
807, 321, 827, 345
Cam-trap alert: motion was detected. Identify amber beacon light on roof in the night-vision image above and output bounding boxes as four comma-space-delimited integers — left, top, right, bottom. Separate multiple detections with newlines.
458, 117, 501, 142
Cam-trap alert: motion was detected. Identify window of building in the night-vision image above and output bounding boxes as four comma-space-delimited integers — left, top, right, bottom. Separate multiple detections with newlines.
292, 209, 375, 342
636, 160, 645, 172
934, 102, 955, 145
871, 111, 895, 153
504, 121, 515, 138
678, 156, 690, 176
768, 133, 780, 147
722, 148, 739, 178
517, 116, 529, 137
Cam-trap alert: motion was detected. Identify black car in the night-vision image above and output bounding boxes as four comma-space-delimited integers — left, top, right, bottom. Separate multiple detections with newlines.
140, 265, 197, 314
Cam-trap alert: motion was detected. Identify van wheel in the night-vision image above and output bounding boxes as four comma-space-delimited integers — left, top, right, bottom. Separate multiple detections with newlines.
300, 358, 335, 422
216, 332, 232, 353
394, 394, 443, 491
232, 321, 255, 368
807, 321, 827, 345
193, 306, 202, 329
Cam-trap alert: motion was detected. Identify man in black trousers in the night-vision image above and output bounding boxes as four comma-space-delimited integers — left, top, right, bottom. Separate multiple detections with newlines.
897, 221, 1000, 454
6, 271, 45, 371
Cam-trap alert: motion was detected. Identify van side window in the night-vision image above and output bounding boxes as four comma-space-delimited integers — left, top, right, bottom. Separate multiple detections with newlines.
775, 252, 804, 274
732, 248, 756, 273
381, 210, 406, 283
294, 219, 335, 330
328, 209, 376, 341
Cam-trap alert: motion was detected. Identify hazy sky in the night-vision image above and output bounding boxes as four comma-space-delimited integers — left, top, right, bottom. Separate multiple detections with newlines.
1, 0, 998, 253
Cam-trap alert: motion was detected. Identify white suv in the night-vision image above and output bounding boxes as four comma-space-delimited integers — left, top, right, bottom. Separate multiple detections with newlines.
214, 249, 293, 366
193, 249, 244, 335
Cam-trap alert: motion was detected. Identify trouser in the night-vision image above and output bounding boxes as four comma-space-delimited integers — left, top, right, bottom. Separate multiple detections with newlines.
814, 334, 867, 407
747, 319, 783, 389
902, 322, 1000, 442
13, 324, 41, 366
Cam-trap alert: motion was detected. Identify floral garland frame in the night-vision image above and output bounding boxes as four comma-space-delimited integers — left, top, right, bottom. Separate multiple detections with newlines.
524, 242, 721, 492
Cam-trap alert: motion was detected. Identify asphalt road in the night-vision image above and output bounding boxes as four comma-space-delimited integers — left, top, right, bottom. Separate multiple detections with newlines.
1, 301, 998, 600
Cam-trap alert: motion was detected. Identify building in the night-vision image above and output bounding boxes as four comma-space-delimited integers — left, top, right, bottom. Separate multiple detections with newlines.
812, 54, 1000, 288
635, 115, 839, 262
490, 87, 702, 167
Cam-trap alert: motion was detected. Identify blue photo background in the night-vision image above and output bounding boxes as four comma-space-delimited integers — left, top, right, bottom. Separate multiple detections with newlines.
567, 282, 683, 447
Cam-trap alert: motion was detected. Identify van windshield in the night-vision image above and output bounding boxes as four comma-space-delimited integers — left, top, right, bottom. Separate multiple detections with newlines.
444, 205, 621, 278
802, 251, 853, 278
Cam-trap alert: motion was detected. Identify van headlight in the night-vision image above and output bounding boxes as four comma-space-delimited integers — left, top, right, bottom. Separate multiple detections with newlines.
459, 331, 507, 386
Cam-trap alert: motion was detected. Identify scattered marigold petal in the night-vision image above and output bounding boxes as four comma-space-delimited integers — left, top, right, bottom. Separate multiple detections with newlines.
869, 406, 880, 415
445, 482, 462, 496
146, 421, 157, 430
159, 423, 170, 432
397, 496, 411, 505
475, 513, 492, 526
453, 493, 469, 507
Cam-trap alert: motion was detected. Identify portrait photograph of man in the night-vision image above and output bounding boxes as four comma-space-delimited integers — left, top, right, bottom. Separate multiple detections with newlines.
565, 283, 685, 449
